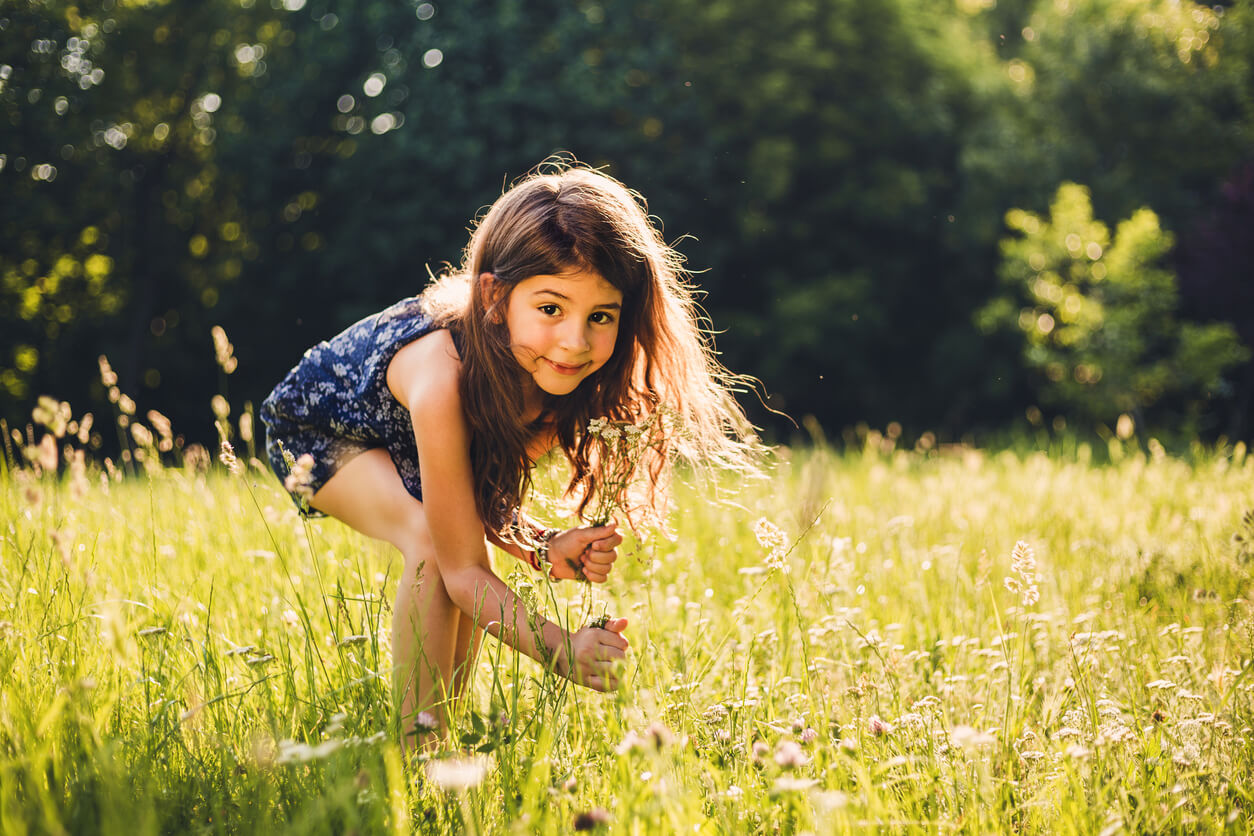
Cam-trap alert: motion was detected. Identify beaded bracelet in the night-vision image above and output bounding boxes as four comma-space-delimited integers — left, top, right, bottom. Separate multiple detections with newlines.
532, 526, 559, 575
508, 511, 560, 575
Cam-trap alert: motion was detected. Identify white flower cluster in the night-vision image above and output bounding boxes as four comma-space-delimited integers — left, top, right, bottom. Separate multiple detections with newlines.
584, 412, 663, 527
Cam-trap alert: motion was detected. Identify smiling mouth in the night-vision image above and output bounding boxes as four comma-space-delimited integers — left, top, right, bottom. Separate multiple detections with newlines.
544, 359, 588, 376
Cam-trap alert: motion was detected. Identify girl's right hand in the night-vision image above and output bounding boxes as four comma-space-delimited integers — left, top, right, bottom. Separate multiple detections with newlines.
557, 617, 629, 691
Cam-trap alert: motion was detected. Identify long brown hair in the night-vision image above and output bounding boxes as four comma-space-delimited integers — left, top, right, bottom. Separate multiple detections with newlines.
421, 159, 759, 531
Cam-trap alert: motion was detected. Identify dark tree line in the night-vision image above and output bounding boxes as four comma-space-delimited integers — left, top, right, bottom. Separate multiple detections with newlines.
2, 0, 1252, 450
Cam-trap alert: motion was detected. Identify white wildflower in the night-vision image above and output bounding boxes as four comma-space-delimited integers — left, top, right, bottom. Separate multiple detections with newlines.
753, 517, 790, 572
426, 755, 490, 792
774, 776, 818, 792
276, 737, 342, 764
950, 725, 996, 749
616, 730, 648, 755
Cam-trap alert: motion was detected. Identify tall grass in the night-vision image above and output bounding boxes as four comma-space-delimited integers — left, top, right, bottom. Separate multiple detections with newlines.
2, 399, 1252, 834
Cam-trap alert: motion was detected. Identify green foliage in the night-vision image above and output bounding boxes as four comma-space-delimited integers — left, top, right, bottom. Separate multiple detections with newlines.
0, 0, 298, 421
961, 0, 1251, 227
643, 0, 1011, 425
1, 0, 1253, 439
978, 182, 1249, 429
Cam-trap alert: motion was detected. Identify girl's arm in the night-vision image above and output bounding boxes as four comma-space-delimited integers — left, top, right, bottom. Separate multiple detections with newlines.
396, 333, 625, 685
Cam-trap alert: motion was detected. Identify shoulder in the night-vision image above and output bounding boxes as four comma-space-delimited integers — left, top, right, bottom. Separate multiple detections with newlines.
386, 328, 462, 416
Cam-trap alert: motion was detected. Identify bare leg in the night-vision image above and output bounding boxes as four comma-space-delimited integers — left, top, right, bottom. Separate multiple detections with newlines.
449, 609, 484, 712
309, 448, 482, 746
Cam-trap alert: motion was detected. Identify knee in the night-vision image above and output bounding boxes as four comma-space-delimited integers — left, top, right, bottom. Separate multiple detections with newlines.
397, 538, 455, 606
388, 500, 433, 563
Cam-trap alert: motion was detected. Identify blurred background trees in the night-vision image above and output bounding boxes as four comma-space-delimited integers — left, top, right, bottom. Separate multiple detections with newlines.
977, 182, 1248, 430
2, 0, 1252, 449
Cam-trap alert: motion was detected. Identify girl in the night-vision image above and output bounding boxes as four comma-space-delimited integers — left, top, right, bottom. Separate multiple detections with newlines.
260, 161, 756, 741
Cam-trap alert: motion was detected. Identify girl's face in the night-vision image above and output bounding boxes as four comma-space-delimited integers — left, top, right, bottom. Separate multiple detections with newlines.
501, 269, 623, 400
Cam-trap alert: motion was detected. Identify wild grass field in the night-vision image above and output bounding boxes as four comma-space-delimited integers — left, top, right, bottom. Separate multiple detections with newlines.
2, 399, 1253, 835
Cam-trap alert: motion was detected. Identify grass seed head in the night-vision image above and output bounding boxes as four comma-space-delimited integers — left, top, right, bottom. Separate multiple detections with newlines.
218, 440, 242, 475
283, 454, 316, 503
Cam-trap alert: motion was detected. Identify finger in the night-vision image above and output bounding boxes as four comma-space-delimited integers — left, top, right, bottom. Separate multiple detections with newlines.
582, 552, 616, 570
579, 674, 618, 692
598, 629, 629, 651
581, 521, 617, 543
603, 616, 629, 634
589, 532, 623, 551
595, 645, 627, 662
585, 569, 610, 584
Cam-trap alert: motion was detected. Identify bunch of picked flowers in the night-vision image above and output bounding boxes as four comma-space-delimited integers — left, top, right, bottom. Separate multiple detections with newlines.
575, 410, 668, 627
585, 410, 666, 528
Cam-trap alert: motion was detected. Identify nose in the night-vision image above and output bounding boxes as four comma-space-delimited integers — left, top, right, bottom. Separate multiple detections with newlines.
558, 320, 591, 353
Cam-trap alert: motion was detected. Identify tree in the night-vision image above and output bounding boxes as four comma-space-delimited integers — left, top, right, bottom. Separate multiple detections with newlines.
977, 182, 1248, 433
0, 0, 299, 440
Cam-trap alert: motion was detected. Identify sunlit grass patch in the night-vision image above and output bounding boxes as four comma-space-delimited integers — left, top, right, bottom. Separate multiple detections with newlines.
2, 404, 1252, 833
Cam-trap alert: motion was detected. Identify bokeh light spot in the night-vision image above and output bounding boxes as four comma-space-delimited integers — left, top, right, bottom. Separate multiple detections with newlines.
416, 3, 435, 21
363, 73, 386, 97
370, 113, 396, 134
423, 49, 443, 68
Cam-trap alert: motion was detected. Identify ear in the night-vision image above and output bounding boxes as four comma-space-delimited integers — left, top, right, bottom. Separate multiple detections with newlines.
479, 272, 506, 322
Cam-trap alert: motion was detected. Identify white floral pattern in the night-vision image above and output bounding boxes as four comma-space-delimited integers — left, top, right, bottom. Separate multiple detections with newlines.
260, 296, 453, 516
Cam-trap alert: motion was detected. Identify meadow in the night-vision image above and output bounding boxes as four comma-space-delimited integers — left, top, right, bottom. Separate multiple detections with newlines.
2, 399, 1253, 834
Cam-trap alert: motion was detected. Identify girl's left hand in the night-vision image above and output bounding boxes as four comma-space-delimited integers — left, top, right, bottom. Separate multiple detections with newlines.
547, 521, 621, 583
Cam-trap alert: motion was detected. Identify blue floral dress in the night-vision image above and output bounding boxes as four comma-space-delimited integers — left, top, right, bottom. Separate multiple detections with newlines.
260, 296, 458, 516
